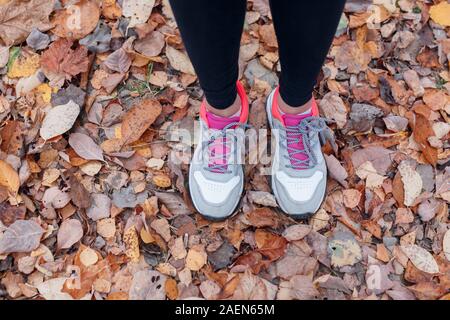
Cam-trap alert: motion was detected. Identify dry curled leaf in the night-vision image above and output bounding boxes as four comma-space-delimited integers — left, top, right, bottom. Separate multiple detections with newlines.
0, 0, 54, 46
0, 220, 44, 254
69, 133, 104, 162
51, 0, 100, 39
57, 219, 83, 250
40, 101, 80, 140
121, 99, 162, 145
41, 39, 89, 80
401, 244, 439, 274
0, 160, 20, 194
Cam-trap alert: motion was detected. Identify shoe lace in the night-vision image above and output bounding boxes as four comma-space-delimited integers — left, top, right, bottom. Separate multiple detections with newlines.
202, 122, 251, 174
281, 116, 329, 170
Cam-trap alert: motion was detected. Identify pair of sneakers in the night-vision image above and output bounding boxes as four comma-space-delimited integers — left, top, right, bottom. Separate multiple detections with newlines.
189, 81, 329, 220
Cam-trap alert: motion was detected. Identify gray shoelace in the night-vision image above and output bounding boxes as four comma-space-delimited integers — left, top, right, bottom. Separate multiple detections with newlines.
281, 116, 329, 170
202, 122, 251, 174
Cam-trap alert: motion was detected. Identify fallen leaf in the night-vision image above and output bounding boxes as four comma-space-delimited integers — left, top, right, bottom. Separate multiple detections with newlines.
243, 207, 280, 228
121, 99, 162, 145
40, 101, 80, 140
0, 160, 20, 194
318, 92, 348, 129
166, 46, 195, 75
134, 31, 165, 57
41, 39, 89, 80
443, 230, 450, 262
289, 275, 319, 300
57, 219, 83, 250
104, 48, 131, 73
86, 193, 111, 221
0, 0, 54, 46
96, 218, 116, 238
69, 133, 104, 162
328, 232, 362, 268
401, 244, 439, 274
150, 218, 171, 242
129, 269, 166, 300
0, 220, 44, 254
324, 154, 348, 187
122, 0, 155, 28
123, 226, 140, 262
79, 247, 98, 267
255, 229, 287, 261
343, 189, 361, 209
186, 245, 207, 271
208, 241, 236, 271
153, 174, 172, 188
398, 161, 422, 207
155, 192, 192, 216
51, 0, 100, 39
37, 278, 74, 300
69, 174, 91, 209
282, 224, 311, 242
430, 1, 450, 27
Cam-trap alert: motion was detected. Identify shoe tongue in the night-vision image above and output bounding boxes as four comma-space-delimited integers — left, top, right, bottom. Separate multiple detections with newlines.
282, 112, 313, 170
206, 112, 240, 130
282, 112, 311, 127
205, 112, 240, 173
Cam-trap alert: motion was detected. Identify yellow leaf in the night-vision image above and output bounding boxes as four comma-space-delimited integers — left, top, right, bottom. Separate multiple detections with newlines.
123, 226, 140, 262
34, 83, 52, 103
430, 2, 450, 27
0, 160, 20, 194
152, 174, 171, 188
140, 228, 155, 244
7, 52, 40, 78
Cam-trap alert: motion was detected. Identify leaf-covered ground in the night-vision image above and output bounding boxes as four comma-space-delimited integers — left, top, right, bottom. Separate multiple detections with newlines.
0, 0, 449, 300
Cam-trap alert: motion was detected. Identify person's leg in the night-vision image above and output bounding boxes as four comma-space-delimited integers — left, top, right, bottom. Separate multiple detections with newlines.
267, 0, 345, 217
269, 0, 346, 113
169, 0, 247, 115
170, 0, 249, 219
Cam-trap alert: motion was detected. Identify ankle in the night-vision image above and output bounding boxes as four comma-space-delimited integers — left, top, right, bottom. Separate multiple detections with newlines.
206, 95, 241, 117
277, 94, 313, 115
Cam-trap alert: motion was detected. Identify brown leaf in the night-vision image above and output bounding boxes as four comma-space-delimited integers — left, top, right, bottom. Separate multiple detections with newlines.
243, 207, 280, 228
121, 99, 162, 145
0, 0, 54, 46
57, 219, 83, 249
416, 47, 440, 68
0, 203, 26, 226
68, 174, 91, 209
51, 0, 100, 39
255, 229, 287, 261
324, 154, 348, 187
134, 31, 165, 57
413, 113, 438, 165
41, 39, 89, 80
104, 48, 132, 73
69, 133, 104, 161
0, 120, 23, 156
234, 251, 269, 274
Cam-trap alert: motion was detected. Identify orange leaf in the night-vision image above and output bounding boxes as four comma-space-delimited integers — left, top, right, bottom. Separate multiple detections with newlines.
255, 229, 287, 261
413, 114, 438, 166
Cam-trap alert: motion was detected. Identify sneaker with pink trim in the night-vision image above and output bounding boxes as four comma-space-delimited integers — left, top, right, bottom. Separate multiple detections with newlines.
189, 81, 249, 220
266, 87, 329, 218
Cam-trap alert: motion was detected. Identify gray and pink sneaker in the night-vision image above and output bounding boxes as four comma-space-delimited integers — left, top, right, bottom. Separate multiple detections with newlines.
189, 81, 249, 220
267, 87, 329, 218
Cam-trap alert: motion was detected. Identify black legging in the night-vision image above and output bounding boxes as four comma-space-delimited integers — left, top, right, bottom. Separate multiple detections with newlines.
169, 0, 346, 109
